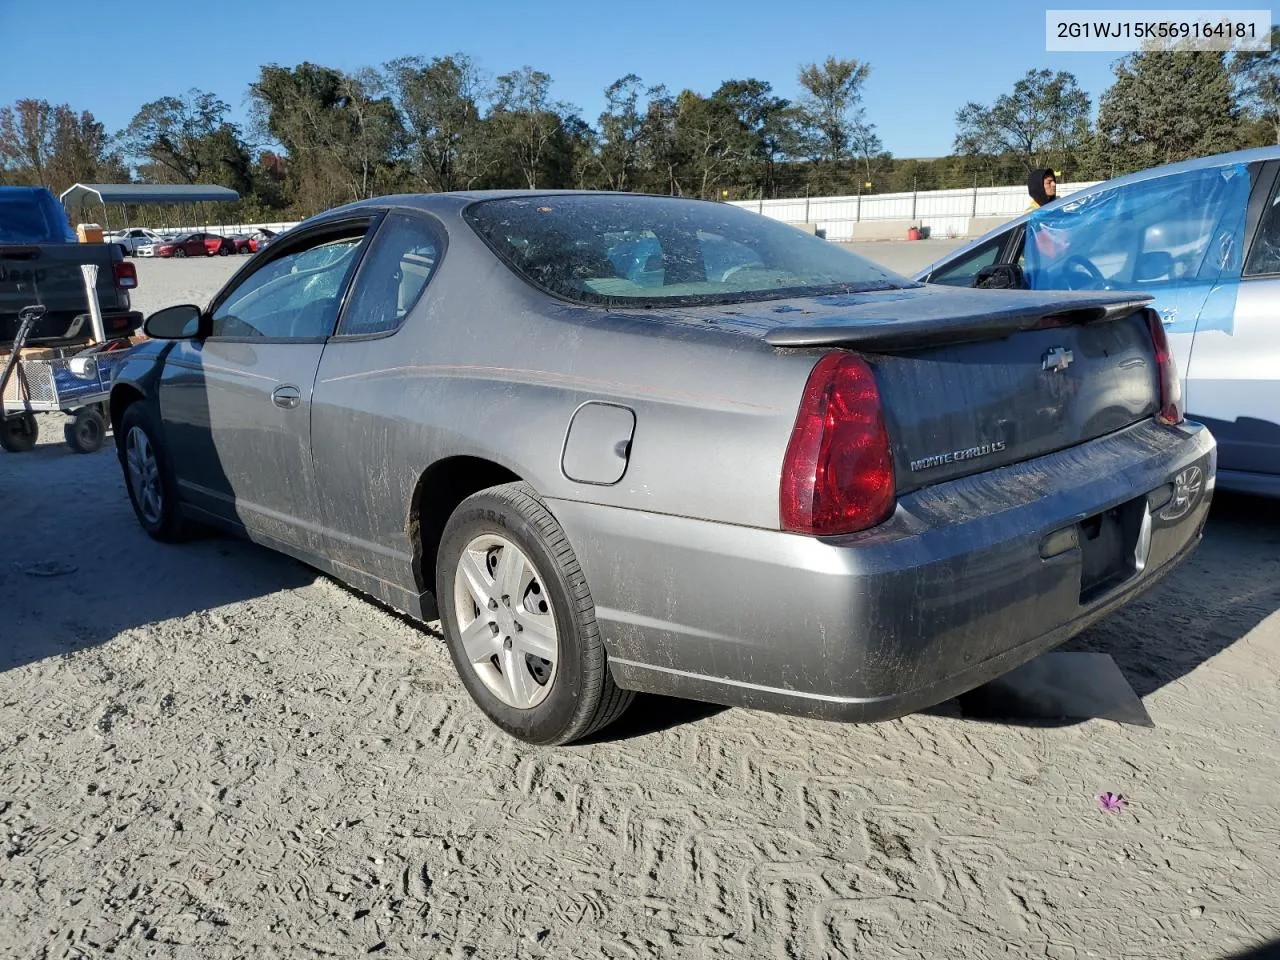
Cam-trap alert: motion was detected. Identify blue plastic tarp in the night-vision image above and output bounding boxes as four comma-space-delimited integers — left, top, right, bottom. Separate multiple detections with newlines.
0, 186, 77, 244
1023, 162, 1252, 336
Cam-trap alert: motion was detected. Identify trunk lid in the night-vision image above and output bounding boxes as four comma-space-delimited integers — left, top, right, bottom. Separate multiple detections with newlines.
667, 285, 1162, 492
869, 312, 1160, 493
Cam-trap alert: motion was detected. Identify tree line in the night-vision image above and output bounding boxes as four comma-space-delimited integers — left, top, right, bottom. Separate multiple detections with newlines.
2, 34, 1279, 224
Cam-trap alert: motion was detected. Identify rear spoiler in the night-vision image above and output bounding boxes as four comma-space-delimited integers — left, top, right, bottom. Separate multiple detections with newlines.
763, 295, 1153, 352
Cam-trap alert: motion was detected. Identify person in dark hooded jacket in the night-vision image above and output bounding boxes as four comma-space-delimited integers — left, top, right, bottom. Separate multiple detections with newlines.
1026, 168, 1057, 211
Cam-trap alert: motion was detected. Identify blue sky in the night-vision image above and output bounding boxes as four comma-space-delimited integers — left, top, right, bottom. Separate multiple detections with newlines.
0, 0, 1201, 158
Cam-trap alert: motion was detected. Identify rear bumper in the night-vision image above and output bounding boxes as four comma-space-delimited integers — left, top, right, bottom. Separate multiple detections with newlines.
103, 310, 144, 339
547, 419, 1216, 721
2, 309, 142, 347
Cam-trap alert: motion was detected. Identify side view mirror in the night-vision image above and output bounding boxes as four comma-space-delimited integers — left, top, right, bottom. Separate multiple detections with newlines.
1135, 251, 1173, 282
974, 263, 1025, 289
144, 304, 206, 340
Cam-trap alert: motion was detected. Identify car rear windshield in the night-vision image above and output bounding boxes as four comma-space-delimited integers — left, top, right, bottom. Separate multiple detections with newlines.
0, 189, 76, 244
465, 194, 909, 306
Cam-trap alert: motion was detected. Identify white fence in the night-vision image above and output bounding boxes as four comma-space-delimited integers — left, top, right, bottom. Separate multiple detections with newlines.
729, 181, 1102, 241
136, 179, 1104, 245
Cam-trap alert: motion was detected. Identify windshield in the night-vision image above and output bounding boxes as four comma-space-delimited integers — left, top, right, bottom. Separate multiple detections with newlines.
465, 194, 909, 306
0, 188, 76, 244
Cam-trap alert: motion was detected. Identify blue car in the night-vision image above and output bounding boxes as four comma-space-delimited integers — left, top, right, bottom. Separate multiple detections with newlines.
916, 147, 1280, 497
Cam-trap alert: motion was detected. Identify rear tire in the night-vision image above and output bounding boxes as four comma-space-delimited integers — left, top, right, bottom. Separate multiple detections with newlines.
436, 482, 633, 745
0, 414, 38, 453
65, 407, 106, 454
218, 244, 230, 256
117, 402, 189, 542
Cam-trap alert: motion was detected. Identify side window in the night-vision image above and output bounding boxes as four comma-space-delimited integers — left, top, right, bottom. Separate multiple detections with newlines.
1245, 176, 1280, 277
1135, 177, 1241, 283
210, 233, 364, 340
337, 213, 442, 337
927, 234, 1005, 286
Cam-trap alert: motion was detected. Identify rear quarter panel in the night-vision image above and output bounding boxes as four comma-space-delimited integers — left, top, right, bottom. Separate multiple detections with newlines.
307, 222, 821, 592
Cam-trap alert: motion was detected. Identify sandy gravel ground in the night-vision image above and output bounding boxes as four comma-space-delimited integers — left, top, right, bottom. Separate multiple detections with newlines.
1, 253, 1278, 959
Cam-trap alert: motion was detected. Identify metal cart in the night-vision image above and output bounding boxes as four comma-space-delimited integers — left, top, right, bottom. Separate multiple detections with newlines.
1, 304, 128, 454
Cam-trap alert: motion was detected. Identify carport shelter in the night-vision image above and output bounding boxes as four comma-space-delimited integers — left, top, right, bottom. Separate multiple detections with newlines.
58, 183, 241, 232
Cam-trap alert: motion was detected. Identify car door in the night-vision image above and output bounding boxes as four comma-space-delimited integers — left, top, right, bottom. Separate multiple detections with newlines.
1182, 160, 1280, 488
157, 216, 377, 547
308, 211, 445, 593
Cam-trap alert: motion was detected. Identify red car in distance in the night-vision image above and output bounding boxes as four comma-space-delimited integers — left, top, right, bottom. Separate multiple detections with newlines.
246, 228, 277, 253
146, 233, 235, 258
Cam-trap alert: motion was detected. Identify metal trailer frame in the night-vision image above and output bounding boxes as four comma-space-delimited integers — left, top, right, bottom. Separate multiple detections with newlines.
0, 305, 123, 454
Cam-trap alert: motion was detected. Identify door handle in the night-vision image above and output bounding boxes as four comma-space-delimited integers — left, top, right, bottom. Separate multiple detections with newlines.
271, 385, 301, 409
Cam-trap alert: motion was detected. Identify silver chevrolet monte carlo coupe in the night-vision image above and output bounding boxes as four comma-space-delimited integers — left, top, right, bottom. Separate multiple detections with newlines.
109, 191, 1216, 744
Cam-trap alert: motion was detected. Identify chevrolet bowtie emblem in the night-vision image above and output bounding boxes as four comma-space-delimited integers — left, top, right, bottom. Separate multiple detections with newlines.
1042, 347, 1074, 372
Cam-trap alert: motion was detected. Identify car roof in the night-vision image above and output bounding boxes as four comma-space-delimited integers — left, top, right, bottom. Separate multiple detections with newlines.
1041, 147, 1274, 221
1098, 145, 1280, 185
294, 189, 730, 230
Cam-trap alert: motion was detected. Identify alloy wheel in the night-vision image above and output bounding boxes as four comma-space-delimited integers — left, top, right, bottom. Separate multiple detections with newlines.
452, 534, 559, 709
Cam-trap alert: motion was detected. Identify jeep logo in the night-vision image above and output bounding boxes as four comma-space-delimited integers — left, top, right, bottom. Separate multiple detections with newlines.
0, 265, 48, 285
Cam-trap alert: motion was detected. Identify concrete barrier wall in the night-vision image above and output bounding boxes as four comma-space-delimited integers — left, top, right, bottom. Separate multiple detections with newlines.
847, 219, 918, 241
731, 180, 1099, 242
966, 215, 1018, 237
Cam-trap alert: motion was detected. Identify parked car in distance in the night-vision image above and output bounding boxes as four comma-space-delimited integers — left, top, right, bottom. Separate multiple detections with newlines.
228, 233, 255, 255
139, 232, 232, 258
916, 146, 1280, 498
110, 191, 1215, 745
204, 234, 236, 256
247, 228, 277, 253
105, 228, 165, 256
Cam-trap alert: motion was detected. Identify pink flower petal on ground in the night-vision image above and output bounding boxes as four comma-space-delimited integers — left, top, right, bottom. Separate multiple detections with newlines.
1096, 792, 1128, 813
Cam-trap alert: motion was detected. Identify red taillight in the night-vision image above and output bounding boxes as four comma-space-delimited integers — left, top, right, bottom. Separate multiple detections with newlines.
780, 351, 896, 536
113, 260, 137, 289
1146, 308, 1183, 425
